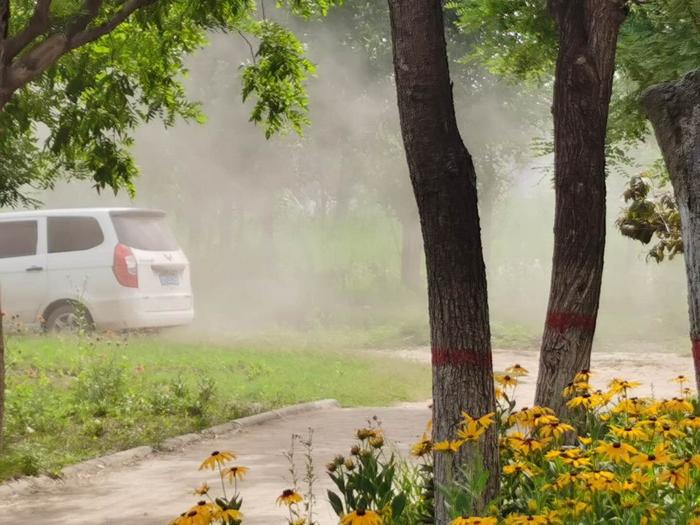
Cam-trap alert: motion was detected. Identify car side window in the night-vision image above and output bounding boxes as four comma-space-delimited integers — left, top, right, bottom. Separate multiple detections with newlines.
48, 217, 104, 254
0, 221, 38, 259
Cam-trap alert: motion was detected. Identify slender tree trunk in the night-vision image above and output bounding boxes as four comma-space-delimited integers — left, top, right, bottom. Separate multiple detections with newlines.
641, 69, 700, 393
535, 0, 626, 413
387, 1, 498, 521
399, 212, 423, 291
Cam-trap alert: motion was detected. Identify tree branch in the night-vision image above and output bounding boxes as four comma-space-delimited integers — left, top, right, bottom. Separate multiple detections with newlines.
4, 0, 52, 61
5, 0, 157, 95
69, 0, 157, 49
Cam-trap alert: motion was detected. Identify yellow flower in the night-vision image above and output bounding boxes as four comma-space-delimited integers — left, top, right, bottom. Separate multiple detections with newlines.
632, 443, 673, 468
609, 424, 647, 441
495, 374, 518, 387
410, 433, 432, 457
276, 489, 303, 506
341, 509, 383, 525
595, 441, 638, 464
672, 375, 689, 384
199, 450, 236, 470
566, 394, 597, 410
608, 378, 641, 394
504, 513, 550, 524
508, 433, 548, 455
457, 420, 487, 442
681, 415, 700, 429
503, 461, 538, 476
562, 381, 590, 397
657, 422, 686, 440
224, 465, 249, 482
193, 482, 209, 496
462, 411, 495, 429
506, 364, 529, 376
434, 439, 464, 453
356, 428, 380, 440
538, 421, 574, 439
659, 463, 690, 489
661, 397, 694, 413
451, 518, 497, 525
561, 449, 591, 468
216, 508, 243, 521
573, 369, 592, 383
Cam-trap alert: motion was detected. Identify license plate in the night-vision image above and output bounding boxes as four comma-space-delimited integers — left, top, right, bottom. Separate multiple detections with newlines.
159, 272, 180, 286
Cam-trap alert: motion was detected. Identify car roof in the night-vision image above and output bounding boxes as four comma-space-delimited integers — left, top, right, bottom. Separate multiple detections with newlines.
0, 207, 165, 219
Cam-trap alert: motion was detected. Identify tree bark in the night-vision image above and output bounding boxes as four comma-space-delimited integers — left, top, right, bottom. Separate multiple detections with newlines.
387, 1, 498, 521
535, 0, 626, 413
399, 212, 423, 291
641, 69, 700, 393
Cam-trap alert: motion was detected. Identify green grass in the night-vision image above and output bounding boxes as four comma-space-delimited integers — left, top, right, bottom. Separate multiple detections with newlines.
0, 334, 430, 481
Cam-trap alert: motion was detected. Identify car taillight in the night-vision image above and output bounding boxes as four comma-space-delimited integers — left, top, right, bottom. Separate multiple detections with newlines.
113, 243, 138, 288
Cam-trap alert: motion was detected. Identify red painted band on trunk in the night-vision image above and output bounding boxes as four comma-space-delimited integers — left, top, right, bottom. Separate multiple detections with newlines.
546, 311, 596, 333
431, 347, 491, 368
692, 339, 700, 369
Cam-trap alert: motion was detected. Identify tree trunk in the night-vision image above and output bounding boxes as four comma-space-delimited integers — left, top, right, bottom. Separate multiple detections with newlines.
641, 69, 700, 393
535, 0, 626, 413
399, 212, 423, 291
387, 1, 498, 521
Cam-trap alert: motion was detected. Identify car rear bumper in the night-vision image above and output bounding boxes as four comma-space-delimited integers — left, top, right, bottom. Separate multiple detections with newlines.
89, 294, 194, 330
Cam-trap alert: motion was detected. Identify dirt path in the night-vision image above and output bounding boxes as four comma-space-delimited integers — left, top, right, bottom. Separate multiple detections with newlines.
387, 347, 694, 405
0, 347, 694, 524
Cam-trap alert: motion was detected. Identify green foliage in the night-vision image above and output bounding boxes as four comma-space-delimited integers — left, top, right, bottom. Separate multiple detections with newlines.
0, 334, 430, 481
616, 163, 683, 263
326, 424, 409, 523
449, 0, 700, 164
242, 20, 315, 138
0, 0, 339, 207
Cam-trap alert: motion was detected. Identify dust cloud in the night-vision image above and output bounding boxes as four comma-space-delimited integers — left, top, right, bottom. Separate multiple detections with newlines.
26, 8, 688, 351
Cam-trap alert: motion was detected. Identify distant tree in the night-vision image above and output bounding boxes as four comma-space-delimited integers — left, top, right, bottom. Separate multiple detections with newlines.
387, 0, 499, 520
0, 0, 339, 207
451, 0, 700, 412
641, 69, 700, 393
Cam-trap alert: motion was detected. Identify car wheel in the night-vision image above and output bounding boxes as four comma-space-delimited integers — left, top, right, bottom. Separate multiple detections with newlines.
45, 304, 93, 333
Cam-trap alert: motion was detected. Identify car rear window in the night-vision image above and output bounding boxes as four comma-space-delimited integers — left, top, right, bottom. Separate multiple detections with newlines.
0, 220, 38, 258
48, 216, 104, 253
111, 212, 178, 251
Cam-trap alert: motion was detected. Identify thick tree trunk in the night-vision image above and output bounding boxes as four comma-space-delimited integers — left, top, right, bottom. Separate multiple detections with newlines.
535, 0, 626, 413
641, 69, 700, 393
387, 1, 498, 521
399, 213, 423, 291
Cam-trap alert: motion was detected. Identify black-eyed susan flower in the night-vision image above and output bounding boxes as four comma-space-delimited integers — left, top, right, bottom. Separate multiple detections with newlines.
506, 364, 529, 376
632, 443, 673, 468
503, 461, 538, 476
574, 369, 592, 383
610, 424, 647, 441
659, 463, 690, 489
216, 508, 243, 522
508, 433, 548, 455
672, 375, 689, 384
340, 508, 383, 525
192, 482, 209, 496
451, 517, 498, 525
276, 489, 303, 506
199, 450, 236, 470
608, 378, 641, 394
504, 513, 550, 524
356, 428, 379, 440
495, 374, 518, 387
595, 441, 638, 463
410, 433, 432, 457
538, 420, 574, 439
433, 439, 464, 453
457, 420, 487, 442
462, 411, 495, 429
224, 465, 249, 482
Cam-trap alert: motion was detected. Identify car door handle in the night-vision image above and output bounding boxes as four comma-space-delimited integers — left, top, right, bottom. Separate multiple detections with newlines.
25, 265, 44, 272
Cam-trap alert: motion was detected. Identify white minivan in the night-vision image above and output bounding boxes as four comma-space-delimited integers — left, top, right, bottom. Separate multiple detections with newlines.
0, 208, 194, 331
